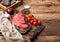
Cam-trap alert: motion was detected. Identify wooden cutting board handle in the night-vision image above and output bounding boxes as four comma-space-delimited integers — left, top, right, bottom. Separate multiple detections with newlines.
0, 4, 7, 11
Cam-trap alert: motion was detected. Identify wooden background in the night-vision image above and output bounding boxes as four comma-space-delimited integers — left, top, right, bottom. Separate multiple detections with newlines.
0, 0, 60, 42
17, 0, 60, 42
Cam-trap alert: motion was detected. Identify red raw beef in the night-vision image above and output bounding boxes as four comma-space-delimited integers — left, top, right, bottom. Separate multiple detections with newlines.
12, 13, 28, 29
19, 24, 28, 29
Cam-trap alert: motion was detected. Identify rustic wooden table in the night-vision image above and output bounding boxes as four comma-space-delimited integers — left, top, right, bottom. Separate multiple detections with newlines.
0, 0, 60, 42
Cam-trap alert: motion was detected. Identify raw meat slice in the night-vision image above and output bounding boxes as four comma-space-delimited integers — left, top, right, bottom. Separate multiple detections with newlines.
12, 13, 28, 29
19, 24, 28, 29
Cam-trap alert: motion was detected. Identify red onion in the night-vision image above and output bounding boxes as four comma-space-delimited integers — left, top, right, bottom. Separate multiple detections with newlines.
7, 8, 14, 15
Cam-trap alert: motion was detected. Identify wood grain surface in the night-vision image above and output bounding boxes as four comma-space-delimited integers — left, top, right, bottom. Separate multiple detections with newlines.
17, 0, 60, 42
0, 0, 60, 42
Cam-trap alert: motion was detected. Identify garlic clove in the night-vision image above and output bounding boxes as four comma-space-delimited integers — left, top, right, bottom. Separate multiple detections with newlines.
4, 12, 10, 18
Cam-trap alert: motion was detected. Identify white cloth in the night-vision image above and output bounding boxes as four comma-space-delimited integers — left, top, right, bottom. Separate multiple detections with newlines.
0, 10, 24, 42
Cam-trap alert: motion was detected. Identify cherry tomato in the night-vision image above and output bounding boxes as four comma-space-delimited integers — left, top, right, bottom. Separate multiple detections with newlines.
28, 14, 34, 17
34, 19, 37, 22
31, 15, 34, 18
33, 21, 37, 26
26, 14, 34, 20
27, 17, 31, 21
31, 17, 34, 20
30, 20, 34, 24
37, 20, 42, 25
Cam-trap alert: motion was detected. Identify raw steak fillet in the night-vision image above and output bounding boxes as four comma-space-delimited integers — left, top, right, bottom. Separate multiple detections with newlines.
12, 13, 28, 29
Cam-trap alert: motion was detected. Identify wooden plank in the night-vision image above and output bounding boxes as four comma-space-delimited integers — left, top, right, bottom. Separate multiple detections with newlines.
24, 14, 60, 36
30, 6, 60, 13
0, 36, 60, 42
33, 14, 60, 36
41, 19, 60, 36
24, 0, 60, 5
17, 5, 60, 13
17, 4, 60, 36
33, 14, 60, 20
16, 1, 60, 36
12, 0, 60, 42
34, 36, 60, 42
0, 0, 60, 42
